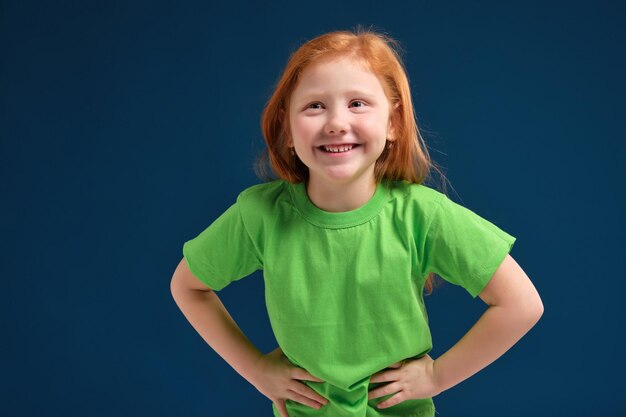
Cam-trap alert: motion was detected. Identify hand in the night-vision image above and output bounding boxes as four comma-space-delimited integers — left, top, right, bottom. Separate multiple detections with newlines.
367, 354, 442, 409
249, 346, 329, 417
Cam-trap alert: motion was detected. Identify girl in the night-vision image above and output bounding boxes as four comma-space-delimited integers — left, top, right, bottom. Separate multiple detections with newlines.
170, 28, 543, 417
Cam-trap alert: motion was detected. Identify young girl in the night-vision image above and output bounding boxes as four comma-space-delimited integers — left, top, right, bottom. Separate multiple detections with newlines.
171, 28, 543, 417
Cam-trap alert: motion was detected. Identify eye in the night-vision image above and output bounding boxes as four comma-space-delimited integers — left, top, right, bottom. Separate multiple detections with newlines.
307, 102, 323, 110
350, 100, 367, 108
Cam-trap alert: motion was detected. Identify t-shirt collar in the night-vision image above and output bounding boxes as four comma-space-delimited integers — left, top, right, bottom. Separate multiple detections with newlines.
288, 178, 390, 228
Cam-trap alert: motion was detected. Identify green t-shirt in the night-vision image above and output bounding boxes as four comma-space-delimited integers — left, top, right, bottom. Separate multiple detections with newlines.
182, 178, 516, 416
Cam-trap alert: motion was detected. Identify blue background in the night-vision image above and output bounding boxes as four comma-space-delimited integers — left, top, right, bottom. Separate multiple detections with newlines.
2, 1, 624, 416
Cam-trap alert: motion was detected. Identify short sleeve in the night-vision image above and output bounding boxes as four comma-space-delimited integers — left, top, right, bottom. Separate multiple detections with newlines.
423, 194, 517, 298
182, 196, 263, 291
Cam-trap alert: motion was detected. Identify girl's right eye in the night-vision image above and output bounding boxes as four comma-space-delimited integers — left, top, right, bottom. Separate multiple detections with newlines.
307, 102, 323, 109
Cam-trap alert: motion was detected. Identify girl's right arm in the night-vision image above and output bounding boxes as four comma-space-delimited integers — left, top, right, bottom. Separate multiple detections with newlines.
170, 257, 264, 384
169, 257, 329, 416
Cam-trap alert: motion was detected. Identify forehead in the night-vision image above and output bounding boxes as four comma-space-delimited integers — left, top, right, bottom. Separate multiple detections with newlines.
292, 57, 385, 98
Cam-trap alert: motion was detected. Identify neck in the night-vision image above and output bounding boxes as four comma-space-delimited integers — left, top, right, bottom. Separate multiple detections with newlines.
305, 174, 378, 212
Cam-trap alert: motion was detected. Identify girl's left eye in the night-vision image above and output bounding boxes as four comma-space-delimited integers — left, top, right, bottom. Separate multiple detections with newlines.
350, 100, 366, 107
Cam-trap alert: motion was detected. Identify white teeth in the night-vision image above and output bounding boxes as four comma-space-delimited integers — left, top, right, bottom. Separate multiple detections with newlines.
323, 145, 354, 153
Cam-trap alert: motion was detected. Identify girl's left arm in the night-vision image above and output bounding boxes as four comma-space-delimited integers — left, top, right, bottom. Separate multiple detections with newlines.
433, 254, 544, 393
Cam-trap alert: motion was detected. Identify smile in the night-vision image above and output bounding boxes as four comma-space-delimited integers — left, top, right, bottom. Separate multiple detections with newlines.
318, 144, 361, 155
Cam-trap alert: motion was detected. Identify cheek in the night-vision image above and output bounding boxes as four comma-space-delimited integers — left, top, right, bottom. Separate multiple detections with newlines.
291, 117, 318, 142
358, 116, 388, 137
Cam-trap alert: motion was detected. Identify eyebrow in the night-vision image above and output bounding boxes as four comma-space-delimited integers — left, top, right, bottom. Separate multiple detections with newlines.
298, 89, 377, 101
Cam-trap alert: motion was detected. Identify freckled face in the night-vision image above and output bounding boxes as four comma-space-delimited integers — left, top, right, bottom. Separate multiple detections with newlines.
287, 57, 394, 185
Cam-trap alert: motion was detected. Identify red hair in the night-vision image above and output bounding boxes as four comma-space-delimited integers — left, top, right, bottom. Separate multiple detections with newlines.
254, 26, 449, 295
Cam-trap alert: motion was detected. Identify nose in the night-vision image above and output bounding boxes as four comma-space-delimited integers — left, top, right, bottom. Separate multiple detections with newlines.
324, 108, 350, 136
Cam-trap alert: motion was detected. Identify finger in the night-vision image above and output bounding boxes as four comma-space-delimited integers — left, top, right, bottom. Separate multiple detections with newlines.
387, 361, 404, 368
289, 380, 329, 406
373, 361, 403, 378
370, 369, 399, 383
288, 389, 326, 410
368, 381, 401, 401
377, 391, 404, 409
292, 367, 325, 383
275, 400, 290, 417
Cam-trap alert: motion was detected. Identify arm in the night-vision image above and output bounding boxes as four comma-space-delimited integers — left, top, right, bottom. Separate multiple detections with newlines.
433, 254, 544, 393
170, 257, 263, 385
171, 257, 330, 414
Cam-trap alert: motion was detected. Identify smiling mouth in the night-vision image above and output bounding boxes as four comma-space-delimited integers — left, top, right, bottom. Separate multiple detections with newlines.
318, 144, 361, 153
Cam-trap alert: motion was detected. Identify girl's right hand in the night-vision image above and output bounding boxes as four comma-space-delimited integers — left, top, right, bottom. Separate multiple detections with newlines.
249, 346, 329, 417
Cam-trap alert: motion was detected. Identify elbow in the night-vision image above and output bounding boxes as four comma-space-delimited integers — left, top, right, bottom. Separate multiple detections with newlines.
526, 295, 544, 325
520, 278, 544, 324
504, 293, 543, 326
170, 275, 179, 300
535, 299, 545, 320
170, 272, 184, 299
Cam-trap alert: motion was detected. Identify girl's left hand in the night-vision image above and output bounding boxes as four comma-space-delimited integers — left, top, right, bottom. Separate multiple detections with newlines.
367, 354, 442, 409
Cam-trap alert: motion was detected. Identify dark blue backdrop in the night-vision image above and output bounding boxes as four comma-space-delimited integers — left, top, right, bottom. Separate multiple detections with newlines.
2, 1, 624, 416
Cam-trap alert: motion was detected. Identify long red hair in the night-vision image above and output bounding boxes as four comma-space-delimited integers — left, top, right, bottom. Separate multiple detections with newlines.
254, 26, 449, 295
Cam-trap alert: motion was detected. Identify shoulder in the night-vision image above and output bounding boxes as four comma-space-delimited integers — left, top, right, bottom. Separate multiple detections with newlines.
237, 179, 290, 204
387, 179, 446, 218
235, 179, 291, 219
